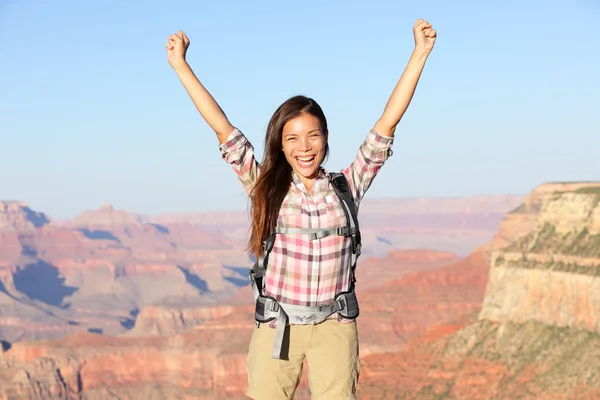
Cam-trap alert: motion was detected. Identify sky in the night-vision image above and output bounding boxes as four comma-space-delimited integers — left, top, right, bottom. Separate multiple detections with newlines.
1, 0, 599, 220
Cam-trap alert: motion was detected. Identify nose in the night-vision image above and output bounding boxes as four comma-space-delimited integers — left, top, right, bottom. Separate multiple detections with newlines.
298, 135, 311, 151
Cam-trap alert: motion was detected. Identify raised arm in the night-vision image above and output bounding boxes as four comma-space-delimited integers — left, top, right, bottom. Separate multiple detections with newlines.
343, 19, 437, 202
373, 19, 437, 138
166, 31, 234, 144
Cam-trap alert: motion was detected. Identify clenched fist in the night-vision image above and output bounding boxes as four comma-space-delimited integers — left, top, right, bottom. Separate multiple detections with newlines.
166, 31, 190, 67
413, 19, 436, 54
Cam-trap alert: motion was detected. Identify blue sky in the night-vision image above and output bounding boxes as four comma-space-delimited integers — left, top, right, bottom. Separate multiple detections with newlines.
1, 0, 599, 219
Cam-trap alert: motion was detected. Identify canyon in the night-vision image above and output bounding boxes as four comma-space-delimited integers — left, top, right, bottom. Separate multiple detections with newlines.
2, 184, 599, 399
0, 250, 492, 400
0, 195, 521, 344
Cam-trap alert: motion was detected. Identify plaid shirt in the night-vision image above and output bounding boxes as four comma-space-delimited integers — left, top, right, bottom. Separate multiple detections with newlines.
220, 128, 393, 313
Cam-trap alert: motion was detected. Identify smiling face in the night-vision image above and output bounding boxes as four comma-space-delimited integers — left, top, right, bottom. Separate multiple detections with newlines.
281, 112, 328, 187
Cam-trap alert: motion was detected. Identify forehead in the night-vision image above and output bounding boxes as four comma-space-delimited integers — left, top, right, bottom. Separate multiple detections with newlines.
283, 113, 321, 135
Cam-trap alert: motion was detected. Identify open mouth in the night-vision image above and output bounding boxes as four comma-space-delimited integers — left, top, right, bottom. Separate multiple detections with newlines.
296, 155, 316, 168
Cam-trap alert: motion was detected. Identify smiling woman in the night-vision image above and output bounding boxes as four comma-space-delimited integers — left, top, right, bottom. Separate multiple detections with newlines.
281, 112, 328, 191
248, 96, 331, 260
166, 17, 436, 400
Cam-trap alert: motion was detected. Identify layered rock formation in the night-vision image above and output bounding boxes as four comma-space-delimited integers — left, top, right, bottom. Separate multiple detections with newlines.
0, 193, 528, 398
0, 251, 484, 399
358, 182, 600, 399
0, 196, 522, 345
0, 306, 255, 400
478, 182, 600, 251
480, 184, 600, 333
72, 203, 144, 227
126, 304, 238, 337
0, 204, 253, 344
0, 201, 51, 233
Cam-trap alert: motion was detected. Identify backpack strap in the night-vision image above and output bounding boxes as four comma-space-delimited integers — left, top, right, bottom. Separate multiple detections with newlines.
249, 233, 275, 301
273, 226, 357, 240
329, 172, 361, 257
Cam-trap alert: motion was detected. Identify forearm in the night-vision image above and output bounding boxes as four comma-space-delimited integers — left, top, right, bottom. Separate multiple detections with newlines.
374, 49, 430, 137
172, 61, 234, 143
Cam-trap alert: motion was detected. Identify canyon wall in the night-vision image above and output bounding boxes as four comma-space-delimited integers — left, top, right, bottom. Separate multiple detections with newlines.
479, 184, 600, 332
358, 182, 600, 399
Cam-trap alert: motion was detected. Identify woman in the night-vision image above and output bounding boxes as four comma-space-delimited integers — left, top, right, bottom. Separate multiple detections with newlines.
166, 18, 436, 400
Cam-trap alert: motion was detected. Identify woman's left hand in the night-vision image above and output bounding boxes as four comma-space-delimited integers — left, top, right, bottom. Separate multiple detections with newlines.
413, 18, 436, 54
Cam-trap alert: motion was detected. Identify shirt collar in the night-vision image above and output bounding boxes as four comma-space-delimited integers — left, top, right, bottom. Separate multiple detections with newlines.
291, 168, 328, 195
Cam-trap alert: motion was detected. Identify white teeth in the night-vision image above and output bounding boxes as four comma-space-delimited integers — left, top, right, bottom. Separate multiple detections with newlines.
297, 156, 315, 161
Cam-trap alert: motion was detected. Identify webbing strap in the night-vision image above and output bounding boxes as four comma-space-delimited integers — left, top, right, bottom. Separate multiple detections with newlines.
272, 309, 288, 359
274, 226, 357, 240
254, 295, 355, 359
270, 306, 339, 359
282, 302, 343, 319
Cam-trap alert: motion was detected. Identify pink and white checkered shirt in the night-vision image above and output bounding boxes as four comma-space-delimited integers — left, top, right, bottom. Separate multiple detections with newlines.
220, 127, 393, 312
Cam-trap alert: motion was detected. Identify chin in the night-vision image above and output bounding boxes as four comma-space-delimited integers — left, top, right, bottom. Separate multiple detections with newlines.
306, 169, 321, 179
294, 167, 318, 179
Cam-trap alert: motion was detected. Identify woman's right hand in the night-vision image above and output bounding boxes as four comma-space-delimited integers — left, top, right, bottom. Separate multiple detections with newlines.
166, 31, 190, 68
165, 30, 234, 141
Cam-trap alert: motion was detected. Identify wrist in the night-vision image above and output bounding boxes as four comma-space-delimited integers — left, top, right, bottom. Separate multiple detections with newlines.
412, 46, 431, 60
170, 59, 190, 72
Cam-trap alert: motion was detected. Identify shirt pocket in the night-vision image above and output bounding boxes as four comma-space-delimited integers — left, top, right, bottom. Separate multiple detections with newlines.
278, 196, 304, 228
322, 194, 346, 228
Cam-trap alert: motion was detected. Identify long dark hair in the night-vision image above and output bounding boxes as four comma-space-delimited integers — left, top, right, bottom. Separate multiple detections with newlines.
248, 95, 329, 258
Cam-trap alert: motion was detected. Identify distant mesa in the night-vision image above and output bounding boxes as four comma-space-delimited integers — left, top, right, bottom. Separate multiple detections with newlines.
100, 203, 114, 211
0, 201, 51, 233
73, 203, 144, 228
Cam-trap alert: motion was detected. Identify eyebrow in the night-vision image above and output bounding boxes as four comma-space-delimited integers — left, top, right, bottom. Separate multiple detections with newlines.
284, 129, 321, 137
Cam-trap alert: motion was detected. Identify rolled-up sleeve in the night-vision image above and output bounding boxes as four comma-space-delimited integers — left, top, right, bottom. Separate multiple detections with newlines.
361, 129, 394, 165
219, 128, 260, 195
343, 129, 394, 203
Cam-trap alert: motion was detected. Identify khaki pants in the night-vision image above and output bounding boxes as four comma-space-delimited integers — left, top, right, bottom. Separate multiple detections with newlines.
246, 319, 360, 400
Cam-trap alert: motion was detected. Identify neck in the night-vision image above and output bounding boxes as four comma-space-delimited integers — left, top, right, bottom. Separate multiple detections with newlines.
300, 177, 315, 195
295, 169, 321, 196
